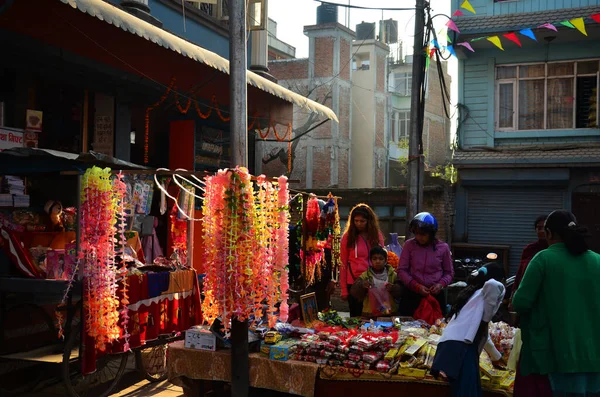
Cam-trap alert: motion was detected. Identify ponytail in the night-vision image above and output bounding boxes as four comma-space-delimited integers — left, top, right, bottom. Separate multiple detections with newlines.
545, 211, 590, 256
563, 222, 590, 256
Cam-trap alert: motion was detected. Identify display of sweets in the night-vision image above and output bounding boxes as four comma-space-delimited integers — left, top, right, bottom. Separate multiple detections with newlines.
489, 321, 516, 357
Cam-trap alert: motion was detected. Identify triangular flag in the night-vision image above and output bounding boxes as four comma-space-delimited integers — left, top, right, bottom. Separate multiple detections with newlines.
446, 19, 460, 33
425, 56, 431, 71
429, 48, 436, 59
538, 23, 557, 32
487, 36, 504, 50
570, 17, 587, 36
447, 33, 453, 44
432, 39, 440, 49
447, 45, 457, 58
503, 32, 522, 47
461, 0, 476, 14
470, 36, 487, 42
519, 28, 537, 41
453, 9, 465, 17
457, 42, 475, 52
560, 20, 575, 28
592, 14, 600, 24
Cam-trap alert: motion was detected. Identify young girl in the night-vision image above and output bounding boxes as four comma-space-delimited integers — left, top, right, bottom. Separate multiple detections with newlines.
431, 263, 506, 397
351, 246, 401, 318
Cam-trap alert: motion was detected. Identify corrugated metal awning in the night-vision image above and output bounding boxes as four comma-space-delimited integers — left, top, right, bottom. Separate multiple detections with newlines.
59, 0, 338, 122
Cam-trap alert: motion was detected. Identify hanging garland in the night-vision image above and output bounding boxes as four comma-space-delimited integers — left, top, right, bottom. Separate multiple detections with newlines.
113, 173, 131, 350
79, 167, 124, 352
201, 167, 290, 330
301, 197, 325, 286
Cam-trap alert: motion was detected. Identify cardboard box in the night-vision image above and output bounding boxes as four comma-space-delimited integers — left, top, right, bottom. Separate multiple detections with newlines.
269, 340, 297, 361
260, 341, 272, 356
184, 327, 216, 351
398, 367, 427, 378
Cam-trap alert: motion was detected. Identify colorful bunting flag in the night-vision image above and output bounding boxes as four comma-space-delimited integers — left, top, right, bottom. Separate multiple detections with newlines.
447, 45, 457, 58
570, 17, 587, 36
592, 14, 600, 24
425, 56, 431, 71
447, 33, 453, 44
453, 10, 464, 17
538, 23, 557, 32
432, 39, 440, 49
429, 48, 436, 59
460, 0, 476, 14
470, 36, 488, 42
487, 36, 504, 51
503, 32, 522, 47
519, 28, 537, 41
446, 19, 460, 33
457, 42, 475, 52
560, 20, 575, 29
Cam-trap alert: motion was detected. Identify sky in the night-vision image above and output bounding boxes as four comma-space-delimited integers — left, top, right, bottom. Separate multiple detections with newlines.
268, 0, 453, 59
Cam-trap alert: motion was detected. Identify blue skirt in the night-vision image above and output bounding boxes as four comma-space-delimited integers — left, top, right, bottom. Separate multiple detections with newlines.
431, 340, 482, 397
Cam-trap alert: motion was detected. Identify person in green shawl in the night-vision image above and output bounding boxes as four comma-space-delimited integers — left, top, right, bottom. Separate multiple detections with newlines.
513, 210, 600, 397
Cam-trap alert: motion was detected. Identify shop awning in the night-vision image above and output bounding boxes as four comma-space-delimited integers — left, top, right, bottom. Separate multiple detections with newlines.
55, 0, 336, 122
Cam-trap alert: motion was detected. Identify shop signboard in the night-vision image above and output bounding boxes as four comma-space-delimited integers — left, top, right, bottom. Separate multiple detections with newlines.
0, 127, 24, 151
94, 115, 114, 157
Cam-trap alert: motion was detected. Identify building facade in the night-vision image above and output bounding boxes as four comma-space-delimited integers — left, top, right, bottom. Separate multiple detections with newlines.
388, 54, 452, 186
451, 0, 600, 274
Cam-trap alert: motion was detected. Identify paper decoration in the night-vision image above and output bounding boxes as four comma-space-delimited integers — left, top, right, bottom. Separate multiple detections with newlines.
446, 19, 460, 33
457, 42, 475, 52
432, 39, 440, 49
487, 36, 504, 50
570, 17, 587, 36
592, 14, 600, 23
471, 36, 488, 42
447, 45, 457, 57
425, 56, 430, 71
503, 32, 522, 47
447, 33, 453, 44
538, 23, 557, 32
461, 0, 476, 14
519, 28, 537, 41
560, 20, 575, 29
453, 10, 464, 17
429, 48, 436, 58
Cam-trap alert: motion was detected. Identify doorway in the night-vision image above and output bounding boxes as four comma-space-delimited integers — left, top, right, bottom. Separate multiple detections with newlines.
572, 188, 600, 253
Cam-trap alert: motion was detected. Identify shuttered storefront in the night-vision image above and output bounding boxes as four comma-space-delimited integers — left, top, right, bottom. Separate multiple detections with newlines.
467, 188, 565, 275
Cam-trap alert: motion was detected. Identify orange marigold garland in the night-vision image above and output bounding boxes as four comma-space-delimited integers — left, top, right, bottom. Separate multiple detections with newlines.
387, 251, 400, 270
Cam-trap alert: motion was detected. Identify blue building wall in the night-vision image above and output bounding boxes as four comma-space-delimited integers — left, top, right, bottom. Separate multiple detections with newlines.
458, 42, 600, 149
451, 0, 600, 17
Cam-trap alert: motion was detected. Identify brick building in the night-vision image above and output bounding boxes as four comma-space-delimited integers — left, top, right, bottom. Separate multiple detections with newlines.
257, 21, 355, 188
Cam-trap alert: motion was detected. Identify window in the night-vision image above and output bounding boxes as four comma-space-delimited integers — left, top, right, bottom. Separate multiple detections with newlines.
393, 72, 412, 96
496, 60, 599, 131
391, 111, 411, 142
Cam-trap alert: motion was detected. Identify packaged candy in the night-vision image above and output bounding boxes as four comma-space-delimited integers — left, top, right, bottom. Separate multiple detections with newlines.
297, 341, 310, 349
322, 342, 336, 352
376, 360, 391, 373
316, 358, 328, 365
349, 345, 365, 354
320, 350, 332, 358
357, 361, 372, 370
328, 335, 344, 346
318, 332, 331, 340
362, 352, 382, 364
384, 348, 400, 361
309, 341, 324, 349
306, 348, 320, 355
303, 334, 320, 342
343, 360, 357, 368
304, 355, 317, 363
333, 352, 347, 360
348, 353, 362, 362
328, 359, 343, 367
337, 345, 350, 354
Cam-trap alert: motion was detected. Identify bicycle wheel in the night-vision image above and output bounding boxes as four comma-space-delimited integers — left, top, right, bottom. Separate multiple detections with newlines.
62, 327, 129, 397
0, 302, 57, 395
135, 343, 168, 382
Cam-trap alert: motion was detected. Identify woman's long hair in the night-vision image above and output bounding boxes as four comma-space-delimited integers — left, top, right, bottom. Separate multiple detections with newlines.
343, 203, 381, 249
545, 210, 590, 256
446, 262, 504, 321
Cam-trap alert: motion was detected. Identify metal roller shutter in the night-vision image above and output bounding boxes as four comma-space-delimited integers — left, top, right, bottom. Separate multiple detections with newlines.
467, 188, 565, 275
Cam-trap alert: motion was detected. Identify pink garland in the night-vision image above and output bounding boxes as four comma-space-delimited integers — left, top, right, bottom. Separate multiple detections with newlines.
113, 174, 131, 350
276, 176, 290, 322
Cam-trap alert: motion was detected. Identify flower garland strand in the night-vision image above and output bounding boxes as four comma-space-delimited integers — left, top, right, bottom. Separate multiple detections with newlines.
114, 174, 131, 351
275, 176, 290, 323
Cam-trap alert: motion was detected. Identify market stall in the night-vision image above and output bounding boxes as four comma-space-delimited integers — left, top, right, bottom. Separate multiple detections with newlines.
166, 166, 517, 397
0, 148, 202, 396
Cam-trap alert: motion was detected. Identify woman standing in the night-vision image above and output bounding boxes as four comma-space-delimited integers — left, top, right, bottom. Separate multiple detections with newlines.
340, 203, 384, 317
513, 210, 600, 397
397, 212, 454, 317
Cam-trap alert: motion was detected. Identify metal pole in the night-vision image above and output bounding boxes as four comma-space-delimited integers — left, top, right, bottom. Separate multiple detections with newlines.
229, 0, 249, 396
406, 0, 425, 236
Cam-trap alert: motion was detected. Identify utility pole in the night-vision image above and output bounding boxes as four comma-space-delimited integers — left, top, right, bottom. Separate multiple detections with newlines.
406, 0, 426, 235
229, 0, 249, 396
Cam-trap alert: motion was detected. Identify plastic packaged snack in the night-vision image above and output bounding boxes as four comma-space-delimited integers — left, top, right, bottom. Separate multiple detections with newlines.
376, 360, 391, 373
362, 352, 382, 364
343, 360, 357, 368
357, 361, 372, 370
348, 353, 362, 362
328, 335, 344, 346
322, 342, 337, 352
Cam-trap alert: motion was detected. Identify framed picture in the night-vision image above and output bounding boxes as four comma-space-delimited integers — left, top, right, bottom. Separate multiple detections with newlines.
299, 292, 318, 326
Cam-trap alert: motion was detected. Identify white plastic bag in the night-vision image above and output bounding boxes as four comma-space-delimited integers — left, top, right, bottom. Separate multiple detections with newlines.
507, 328, 522, 371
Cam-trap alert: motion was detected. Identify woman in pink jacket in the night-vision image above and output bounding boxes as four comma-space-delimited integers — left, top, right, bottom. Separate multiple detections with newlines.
397, 212, 454, 317
340, 204, 384, 317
